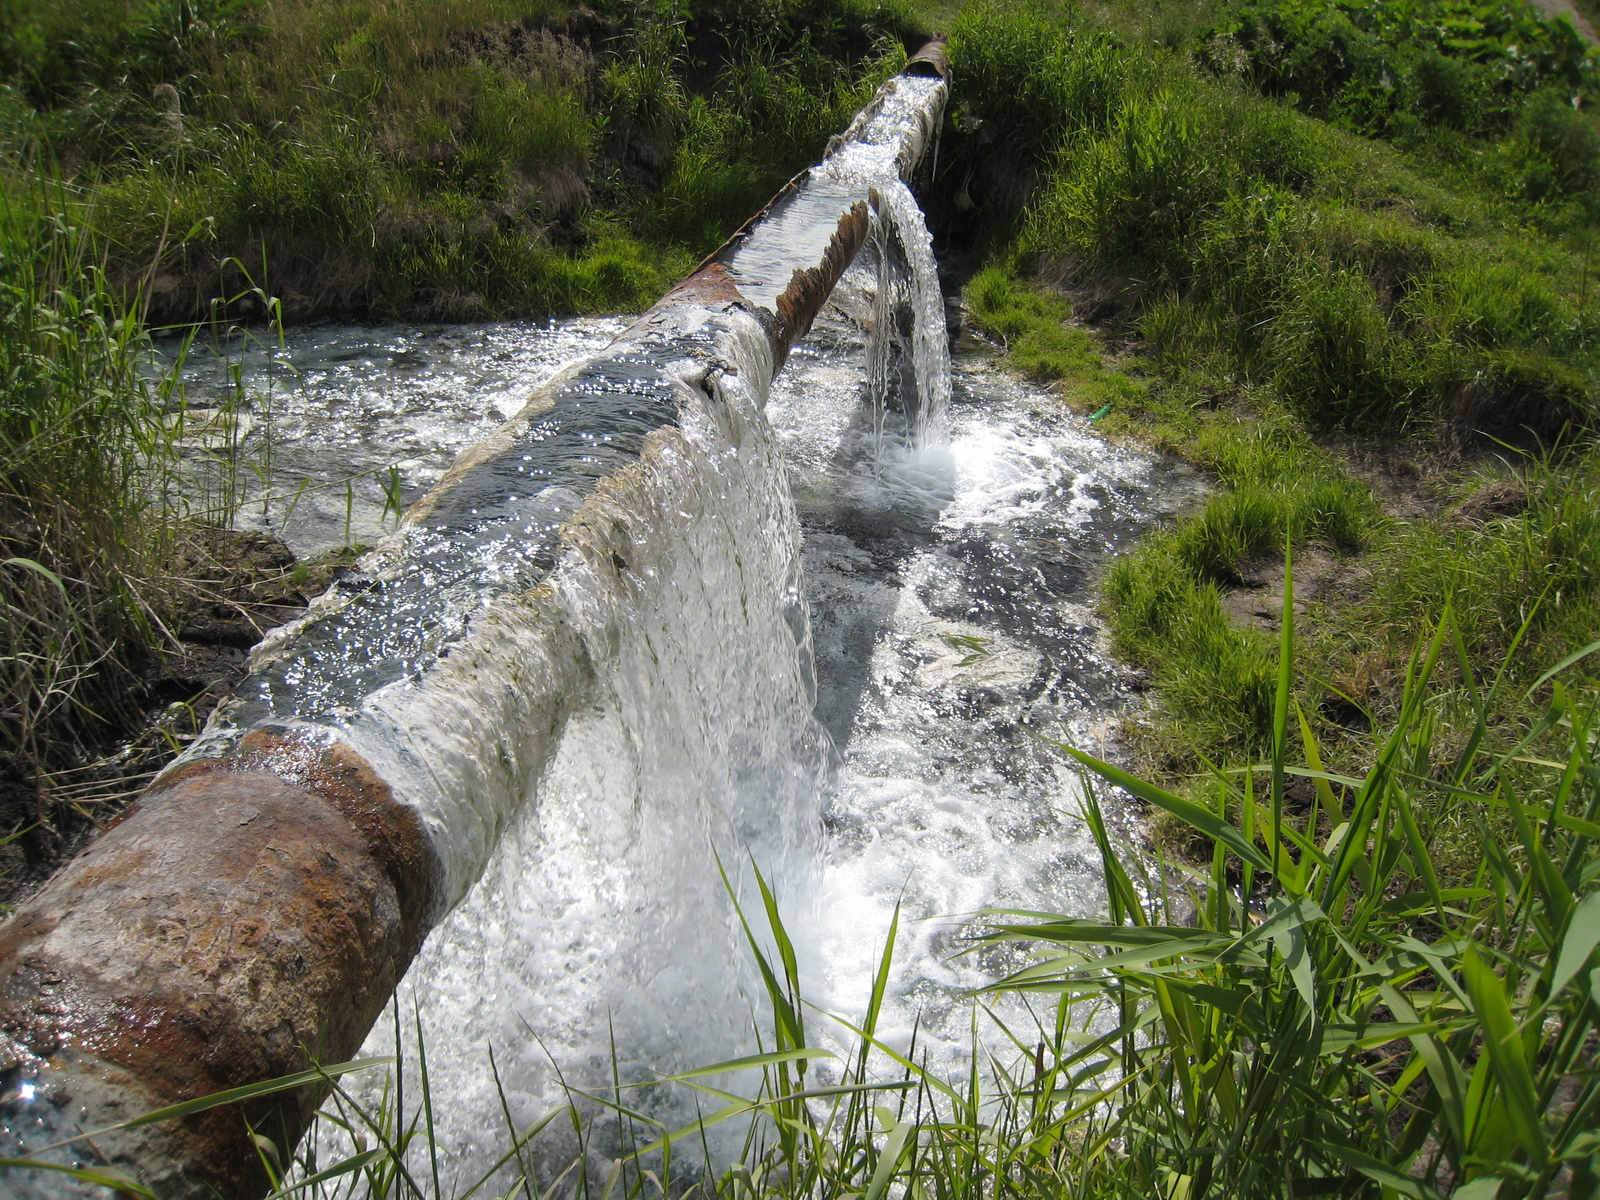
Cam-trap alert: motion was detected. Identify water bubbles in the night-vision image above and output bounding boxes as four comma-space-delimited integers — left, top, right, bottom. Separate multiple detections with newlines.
766, 287, 1204, 1090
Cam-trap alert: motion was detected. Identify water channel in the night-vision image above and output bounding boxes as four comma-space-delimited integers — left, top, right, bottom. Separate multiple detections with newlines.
169, 258, 1200, 1185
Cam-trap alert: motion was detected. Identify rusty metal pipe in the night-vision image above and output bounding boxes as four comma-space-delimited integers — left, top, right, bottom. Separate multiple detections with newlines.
0, 45, 947, 1198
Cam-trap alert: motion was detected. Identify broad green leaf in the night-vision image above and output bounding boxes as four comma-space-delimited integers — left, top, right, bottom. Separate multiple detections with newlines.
1244, 897, 1323, 1013
863, 901, 900, 1047
1157, 978, 1255, 1020
864, 1118, 913, 1200
1560, 1131, 1600, 1161
1382, 984, 1469, 1146
1550, 890, 1600, 1000
1451, 1177, 1503, 1200
1285, 766, 1366, 790
1320, 1021, 1469, 1055
983, 918, 1229, 949
716, 855, 804, 1057
1461, 947, 1546, 1164
1380, 889, 1492, 916
1059, 938, 1264, 974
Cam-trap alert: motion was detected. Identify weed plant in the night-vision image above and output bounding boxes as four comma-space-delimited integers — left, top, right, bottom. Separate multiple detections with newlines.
0, 172, 181, 768
1197, 0, 1596, 144
7, 595, 1597, 1200
0, 170, 294, 785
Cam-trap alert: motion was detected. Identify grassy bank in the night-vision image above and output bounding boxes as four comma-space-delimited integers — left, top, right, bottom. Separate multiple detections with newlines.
933, 6, 1600, 1188
950, 0, 1599, 793
0, 168, 344, 897
0, 0, 921, 321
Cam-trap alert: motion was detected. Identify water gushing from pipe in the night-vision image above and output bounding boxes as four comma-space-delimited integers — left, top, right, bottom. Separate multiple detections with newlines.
335, 65, 959, 1194
0, 51, 948, 1200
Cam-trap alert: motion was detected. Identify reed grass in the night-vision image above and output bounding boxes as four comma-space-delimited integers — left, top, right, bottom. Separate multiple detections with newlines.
0, 172, 181, 767
8, 596, 1595, 1200
0, 167, 303, 788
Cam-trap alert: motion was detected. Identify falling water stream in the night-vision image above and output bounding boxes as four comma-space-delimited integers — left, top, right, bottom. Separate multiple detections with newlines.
171, 275, 1200, 1187
154, 73, 1200, 1188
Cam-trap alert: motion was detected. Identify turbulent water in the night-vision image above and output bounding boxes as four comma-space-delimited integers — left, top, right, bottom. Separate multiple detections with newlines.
164, 318, 628, 554
153, 70, 1205, 1189
770, 277, 1201, 1080
172, 274, 1199, 1186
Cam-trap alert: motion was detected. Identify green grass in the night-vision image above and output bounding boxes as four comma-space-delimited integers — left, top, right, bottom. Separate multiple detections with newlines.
1098, 421, 1380, 754
0, 0, 923, 320
1317, 444, 1600, 735
0, 172, 181, 767
951, 0, 1599, 437
0, 169, 293, 775
951, 0, 1599, 798
965, 265, 1106, 383
9, 612, 1599, 1199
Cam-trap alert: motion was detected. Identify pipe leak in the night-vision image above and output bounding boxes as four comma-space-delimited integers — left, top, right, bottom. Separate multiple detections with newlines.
0, 46, 949, 1199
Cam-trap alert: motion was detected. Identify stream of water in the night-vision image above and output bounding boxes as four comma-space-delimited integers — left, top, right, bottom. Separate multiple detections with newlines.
170, 261, 1199, 1185
149, 75, 1207, 1187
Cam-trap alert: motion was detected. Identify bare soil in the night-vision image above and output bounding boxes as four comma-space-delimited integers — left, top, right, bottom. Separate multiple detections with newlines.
1219, 545, 1371, 633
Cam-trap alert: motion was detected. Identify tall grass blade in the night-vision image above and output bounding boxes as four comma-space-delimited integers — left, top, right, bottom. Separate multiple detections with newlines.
0, 1158, 157, 1197
1462, 946, 1547, 1164
1549, 889, 1600, 1001
1052, 742, 1273, 874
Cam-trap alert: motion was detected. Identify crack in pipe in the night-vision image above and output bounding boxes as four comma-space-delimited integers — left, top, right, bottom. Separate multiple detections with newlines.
0, 44, 948, 1199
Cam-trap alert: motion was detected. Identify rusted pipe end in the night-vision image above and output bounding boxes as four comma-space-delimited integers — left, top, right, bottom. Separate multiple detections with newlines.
772, 199, 873, 368
905, 40, 949, 80
0, 731, 441, 1197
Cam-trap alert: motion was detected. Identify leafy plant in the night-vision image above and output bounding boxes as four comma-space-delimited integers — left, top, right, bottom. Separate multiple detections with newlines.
986, 565, 1600, 1198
